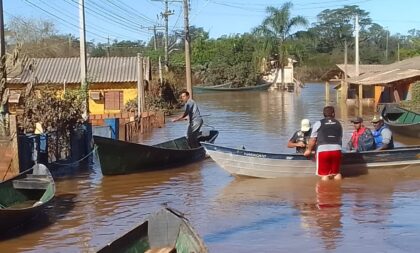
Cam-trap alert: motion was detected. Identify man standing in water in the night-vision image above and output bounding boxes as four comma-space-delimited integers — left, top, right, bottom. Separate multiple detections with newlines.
172, 90, 204, 148
304, 106, 343, 180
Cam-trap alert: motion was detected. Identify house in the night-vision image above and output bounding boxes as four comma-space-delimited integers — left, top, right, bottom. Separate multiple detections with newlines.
6, 57, 141, 122
324, 64, 384, 105
347, 56, 420, 105
263, 58, 299, 90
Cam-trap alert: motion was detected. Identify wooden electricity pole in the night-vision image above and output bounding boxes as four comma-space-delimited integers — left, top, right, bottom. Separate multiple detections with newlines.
183, 0, 192, 96
79, 0, 88, 120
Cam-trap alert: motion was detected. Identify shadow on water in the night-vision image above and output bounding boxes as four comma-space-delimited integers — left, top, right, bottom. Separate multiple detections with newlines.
0, 193, 77, 241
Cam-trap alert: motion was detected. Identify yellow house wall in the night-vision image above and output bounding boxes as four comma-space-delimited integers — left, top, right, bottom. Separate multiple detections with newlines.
5, 82, 137, 115
89, 82, 137, 115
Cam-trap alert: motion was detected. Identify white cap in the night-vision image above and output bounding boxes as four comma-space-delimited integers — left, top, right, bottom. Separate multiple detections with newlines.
301, 119, 311, 132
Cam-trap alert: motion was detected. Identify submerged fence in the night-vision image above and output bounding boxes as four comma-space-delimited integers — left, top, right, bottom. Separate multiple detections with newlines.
18, 125, 91, 172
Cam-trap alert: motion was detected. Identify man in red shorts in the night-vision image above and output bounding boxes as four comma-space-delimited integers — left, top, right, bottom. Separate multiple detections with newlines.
304, 106, 343, 180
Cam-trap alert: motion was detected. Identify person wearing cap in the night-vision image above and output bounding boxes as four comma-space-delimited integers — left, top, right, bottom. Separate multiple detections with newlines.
371, 116, 394, 150
288, 119, 312, 153
347, 116, 375, 152
304, 106, 343, 181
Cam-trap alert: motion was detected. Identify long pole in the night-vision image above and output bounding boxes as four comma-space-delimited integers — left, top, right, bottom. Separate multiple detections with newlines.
79, 0, 88, 120
183, 0, 192, 96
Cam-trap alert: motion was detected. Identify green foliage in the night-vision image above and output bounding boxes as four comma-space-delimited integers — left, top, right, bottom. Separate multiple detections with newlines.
411, 82, 420, 103
22, 86, 86, 133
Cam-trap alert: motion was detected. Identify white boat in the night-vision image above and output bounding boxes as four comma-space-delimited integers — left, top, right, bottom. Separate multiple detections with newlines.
202, 143, 420, 178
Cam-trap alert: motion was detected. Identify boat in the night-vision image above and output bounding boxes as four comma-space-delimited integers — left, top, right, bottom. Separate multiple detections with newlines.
201, 142, 420, 178
193, 81, 272, 93
0, 163, 55, 231
380, 104, 420, 138
94, 130, 219, 175
97, 207, 208, 253
193, 82, 233, 93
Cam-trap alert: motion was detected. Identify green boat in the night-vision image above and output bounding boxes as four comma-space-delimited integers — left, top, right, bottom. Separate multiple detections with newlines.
0, 163, 55, 231
380, 104, 420, 138
94, 130, 219, 175
97, 207, 208, 253
193, 81, 272, 93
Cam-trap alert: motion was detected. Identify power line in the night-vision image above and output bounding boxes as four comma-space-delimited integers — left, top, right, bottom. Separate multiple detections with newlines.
65, 0, 152, 36
108, 0, 157, 25
23, 0, 109, 40
37, 0, 135, 41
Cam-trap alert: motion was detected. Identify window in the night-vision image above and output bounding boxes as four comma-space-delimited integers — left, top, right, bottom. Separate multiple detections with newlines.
104, 91, 123, 110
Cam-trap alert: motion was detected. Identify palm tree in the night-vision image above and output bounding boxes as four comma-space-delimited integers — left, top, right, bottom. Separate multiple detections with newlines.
253, 2, 308, 89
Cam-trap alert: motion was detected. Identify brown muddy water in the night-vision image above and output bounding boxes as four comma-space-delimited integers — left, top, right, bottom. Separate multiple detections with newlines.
1, 83, 420, 252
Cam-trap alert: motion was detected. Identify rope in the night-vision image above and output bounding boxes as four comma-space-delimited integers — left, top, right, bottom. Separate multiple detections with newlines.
49, 145, 98, 168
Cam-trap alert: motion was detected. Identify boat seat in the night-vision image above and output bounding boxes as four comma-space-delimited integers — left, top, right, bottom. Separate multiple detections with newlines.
12, 176, 50, 190
145, 247, 176, 253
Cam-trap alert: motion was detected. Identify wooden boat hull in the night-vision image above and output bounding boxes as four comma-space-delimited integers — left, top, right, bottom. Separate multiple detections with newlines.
381, 104, 420, 138
202, 143, 420, 178
97, 207, 208, 253
94, 130, 219, 175
193, 82, 272, 92
0, 164, 55, 231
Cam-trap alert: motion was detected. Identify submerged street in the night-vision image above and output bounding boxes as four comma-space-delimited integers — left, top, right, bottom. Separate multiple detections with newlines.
1, 83, 420, 252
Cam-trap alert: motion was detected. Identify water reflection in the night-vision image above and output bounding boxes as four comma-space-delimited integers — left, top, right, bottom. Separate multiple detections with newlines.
299, 181, 343, 251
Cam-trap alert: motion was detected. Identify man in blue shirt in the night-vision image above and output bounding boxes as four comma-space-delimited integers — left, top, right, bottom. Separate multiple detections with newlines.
371, 116, 394, 150
172, 90, 204, 148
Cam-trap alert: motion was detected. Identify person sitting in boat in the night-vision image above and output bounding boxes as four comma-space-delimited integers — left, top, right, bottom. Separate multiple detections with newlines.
172, 90, 204, 148
371, 116, 394, 150
346, 116, 375, 152
304, 106, 343, 181
288, 119, 312, 153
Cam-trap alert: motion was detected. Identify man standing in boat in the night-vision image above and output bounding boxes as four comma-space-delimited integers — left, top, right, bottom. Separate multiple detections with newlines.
172, 90, 204, 148
304, 106, 343, 181
371, 116, 394, 150
288, 119, 312, 153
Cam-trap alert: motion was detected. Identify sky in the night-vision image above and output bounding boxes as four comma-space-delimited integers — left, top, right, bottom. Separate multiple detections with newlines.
3, 0, 420, 44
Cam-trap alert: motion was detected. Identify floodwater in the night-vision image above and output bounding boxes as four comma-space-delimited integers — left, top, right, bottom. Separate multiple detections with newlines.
1, 83, 420, 253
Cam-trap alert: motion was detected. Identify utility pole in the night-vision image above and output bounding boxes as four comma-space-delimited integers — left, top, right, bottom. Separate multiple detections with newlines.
355, 14, 362, 115
355, 14, 359, 77
107, 35, 110, 57
79, 0, 88, 120
183, 0, 192, 96
0, 0, 6, 108
162, 0, 173, 71
143, 25, 165, 51
151, 26, 157, 50
342, 39, 348, 104
68, 34, 72, 57
385, 29, 389, 62
397, 42, 400, 61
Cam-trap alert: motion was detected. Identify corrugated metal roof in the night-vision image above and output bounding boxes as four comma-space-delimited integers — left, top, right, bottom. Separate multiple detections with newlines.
8, 57, 138, 84
348, 56, 420, 85
336, 64, 384, 77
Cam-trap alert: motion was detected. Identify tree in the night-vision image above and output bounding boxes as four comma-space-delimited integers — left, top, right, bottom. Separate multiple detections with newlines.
253, 2, 308, 89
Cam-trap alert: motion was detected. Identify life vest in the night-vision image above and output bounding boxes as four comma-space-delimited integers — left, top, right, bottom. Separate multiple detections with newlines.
295, 130, 311, 153
350, 127, 366, 150
317, 118, 342, 146
372, 125, 394, 149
